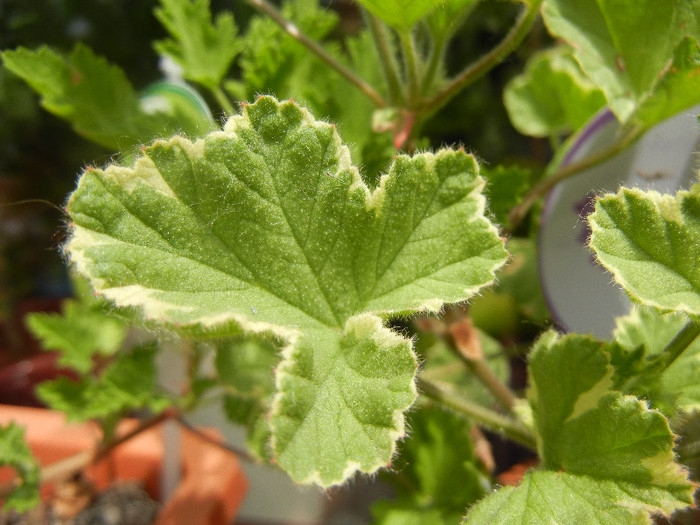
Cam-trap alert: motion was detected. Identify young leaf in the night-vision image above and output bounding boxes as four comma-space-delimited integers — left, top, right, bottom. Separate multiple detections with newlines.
153, 0, 242, 90
36, 345, 170, 423
373, 406, 489, 525
541, 0, 700, 125
64, 96, 508, 486
503, 46, 606, 138
26, 299, 126, 374
355, 0, 438, 32
587, 188, 700, 318
613, 306, 700, 416
466, 332, 694, 523
0, 424, 40, 513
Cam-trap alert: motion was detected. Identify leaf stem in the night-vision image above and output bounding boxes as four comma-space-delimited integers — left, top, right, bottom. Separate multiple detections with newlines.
507, 124, 643, 230
398, 29, 420, 106
662, 319, 700, 369
212, 85, 235, 115
245, 0, 386, 108
418, 377, 537, 450
419, 0, 543, 116
420, 35, 446, 96
366, 12, 405, 105
448, 318, 519, 413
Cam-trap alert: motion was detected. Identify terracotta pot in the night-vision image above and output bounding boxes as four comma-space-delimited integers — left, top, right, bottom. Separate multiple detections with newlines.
0, 404, 247, 525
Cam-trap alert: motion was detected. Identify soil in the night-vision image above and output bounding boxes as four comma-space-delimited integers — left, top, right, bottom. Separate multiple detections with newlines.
0, 482, 160, 525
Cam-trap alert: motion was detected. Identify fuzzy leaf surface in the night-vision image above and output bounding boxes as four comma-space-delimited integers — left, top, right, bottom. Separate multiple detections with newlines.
588, 188, 700, 318
542, 0, 700, 125
465, 332, 693, 523
65, 96, 507, 486
154, 0, 242, 89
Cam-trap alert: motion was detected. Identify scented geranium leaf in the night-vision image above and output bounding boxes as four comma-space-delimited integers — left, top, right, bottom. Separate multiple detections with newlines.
466, 332, 693, 523
542, 0, 699, 124
153, 0, 242, 90
588, 188, 700, 318
613, 306, 700, 415
2, 45, 213, 150
503, 46, 606, 138
26, 299, 126, 373
36, 345, 170, 422
425, 0, 478, 42
0, 424, 40, 513
466, 470, 691, 525
65, 96, 506, 485
355, 0, 437, 31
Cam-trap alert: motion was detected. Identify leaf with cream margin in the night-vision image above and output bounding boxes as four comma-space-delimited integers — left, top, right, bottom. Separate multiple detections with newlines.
64, 96, 507, 486
587, 187, 700, 318
465, 332, 694, 524
612, 306, 700, 416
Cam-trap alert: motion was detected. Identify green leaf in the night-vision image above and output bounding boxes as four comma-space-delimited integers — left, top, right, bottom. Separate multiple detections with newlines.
466, 470, 691, 525
0, 424, 40, 513
482, 165, 532, 228
613, 306, 700, 415
634, 37, 700, 129
374, 405, 488, 524
355, 0, 438, 32
36, 345, 170, 423
541, 0, 700, 124
1, 45, 214, 150
503, 46, 606, 138
26, 299, 126, 373
153, 0, 242, 90
216, 335, 280, 460
425, 0, 479, 43
466, 332, 694, 523
587, 188, 700, 318
65, 96, 507, 486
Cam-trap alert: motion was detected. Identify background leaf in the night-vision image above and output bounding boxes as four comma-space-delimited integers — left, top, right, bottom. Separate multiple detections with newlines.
354, 0, 438, 32
503, 46, 606, 138
542, 0, 700, 125
588, 188, 700, 318
612, 306, 700, 416
1, 45, 215, 150
154, 0, 242, 90
0, 424, 40, 513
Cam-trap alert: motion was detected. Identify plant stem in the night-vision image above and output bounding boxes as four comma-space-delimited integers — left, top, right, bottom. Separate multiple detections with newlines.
448, 318, 519, 413
398, 29, 420, 106
418, 377, 537, 450
507, 124, 643, 230
420, 35, 446, 96
366, 13, 405, 105
245, 0, 386, 108
212, 85, 235, 115
662, 320, 700, 369
420, 0, 543, 116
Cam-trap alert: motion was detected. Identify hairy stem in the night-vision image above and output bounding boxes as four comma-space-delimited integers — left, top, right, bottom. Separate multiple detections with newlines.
420, 0, 543, 116
246, 0, 386, 108
398, 29, 420, 106
366, 13, 405, 105
419, 377, 537, 450
507, 124, 643, 230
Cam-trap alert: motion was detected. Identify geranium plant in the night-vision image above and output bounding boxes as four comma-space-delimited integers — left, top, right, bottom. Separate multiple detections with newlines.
1, 0, 700, 523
